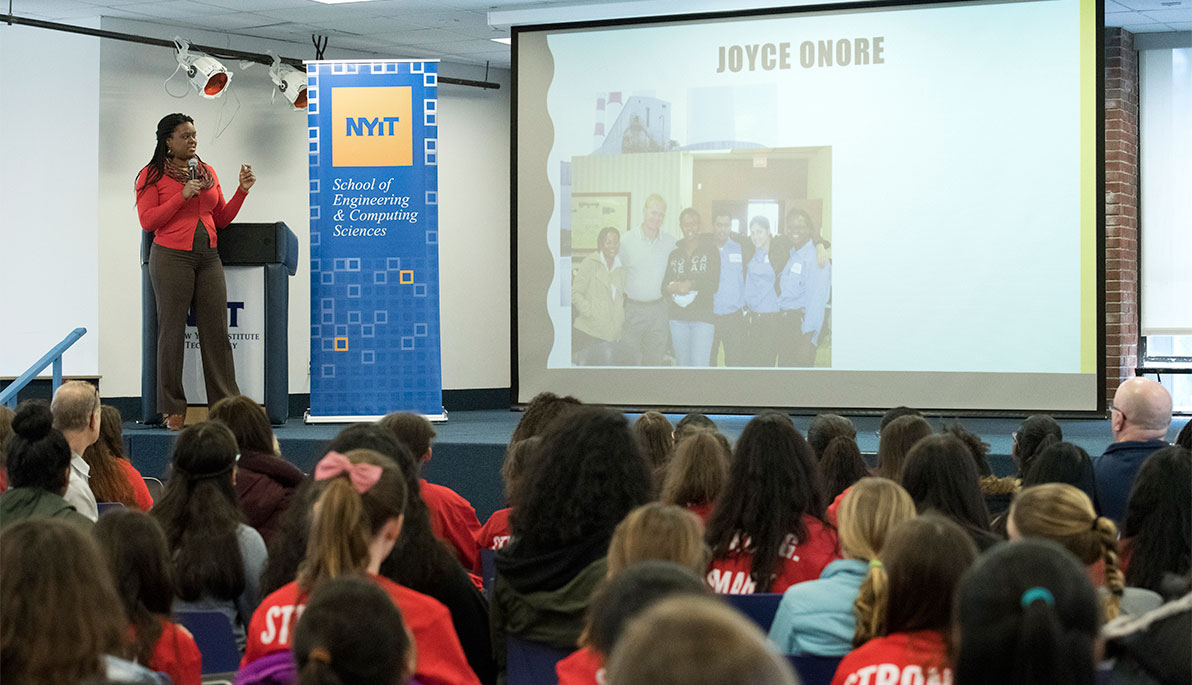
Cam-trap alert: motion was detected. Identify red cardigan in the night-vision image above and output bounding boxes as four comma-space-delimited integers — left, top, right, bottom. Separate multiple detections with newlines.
135, 163, 247, 250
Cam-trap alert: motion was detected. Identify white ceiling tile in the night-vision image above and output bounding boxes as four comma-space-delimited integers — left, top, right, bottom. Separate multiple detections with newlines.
1106, 0, 1134, 10
1127, 22, 1179, 30
191, 0, 310, 9
175, 12, 284, 30
1139, 8, 1192, 21
373, 27, 475, 44
1167, 21, 1192, 28
257, 4, 394, 23
1113, 0, 1190, 10
10, 0, 99, 18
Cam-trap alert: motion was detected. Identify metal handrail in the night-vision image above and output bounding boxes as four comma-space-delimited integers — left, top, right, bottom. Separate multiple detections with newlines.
0, 327, 87, 409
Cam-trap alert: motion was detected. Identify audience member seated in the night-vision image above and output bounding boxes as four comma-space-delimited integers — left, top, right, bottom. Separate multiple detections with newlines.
1120, 446, 1191, 599
900, 434, 1000, 551
1177, 420, 1191, 450
243, 448, 478, 685
261, 425, 495, 684
953, 539, 1101, 685
673, 412, 717, 444
152, 421, 267, 649
1095, 377, 1173, 523
559, 562, 710, 685
991, 441, 1099, 536
605, 595, 799, 685
1012, 414, 1063, 477
659, 429, 730, 523
807, 413, 857, 461
0, 404, 15, 491
0, 519, 169, 684
879, 406, 923, 432
492, 407, 651, 673
82, 405, 153, 510
769, 478, 916, 656
832, 515, 977, 685
50, 379, 102, 521
1103, 591, 1192, 685
633, 411, 674, 487
1009, 483, 1160, 619
509, 391, 582, 443
291, 577, 416, 685
818, 436, 870, 503
475, 436, 541, 562
380, 411, 482, 571
947, 423, 1018, 519
607, 503, 708, 577
210, 395, 306, 544
0, 401, 93, 531
706, 412, 839, 594
827, 412, 929, 524
94, 510, 202, 685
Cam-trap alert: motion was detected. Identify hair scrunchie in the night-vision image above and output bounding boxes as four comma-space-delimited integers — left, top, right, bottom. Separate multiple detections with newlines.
314, 451, 382, 493
308, 647, 332, 665
1020, 586, 1055, 608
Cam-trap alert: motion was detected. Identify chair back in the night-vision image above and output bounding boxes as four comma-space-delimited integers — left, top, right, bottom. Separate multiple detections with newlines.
724, 592, 783, 630
789, 654, 843, 685
175, 610, 241, 676
480, 548, 496, 598
506, 635, 571, 685
143, 476, 165, 503
97, 501, 126, 515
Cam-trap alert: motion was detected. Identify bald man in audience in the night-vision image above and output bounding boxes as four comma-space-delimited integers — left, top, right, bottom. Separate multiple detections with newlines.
50, 381, 101, 521
1094, 377, 1173, 523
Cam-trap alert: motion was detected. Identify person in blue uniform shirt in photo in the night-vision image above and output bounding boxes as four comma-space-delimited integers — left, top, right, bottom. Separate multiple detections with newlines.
709, 210, 751, 367
776, 208, 831, 366
742, 216, 782, 367
663, 208, 720, 367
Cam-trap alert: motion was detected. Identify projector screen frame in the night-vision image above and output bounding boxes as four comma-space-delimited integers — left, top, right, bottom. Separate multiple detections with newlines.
509, 0, 1108, 417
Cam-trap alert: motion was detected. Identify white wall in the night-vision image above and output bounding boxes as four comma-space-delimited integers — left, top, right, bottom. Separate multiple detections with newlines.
0, 23, 100, 377
89, 19, 510, 399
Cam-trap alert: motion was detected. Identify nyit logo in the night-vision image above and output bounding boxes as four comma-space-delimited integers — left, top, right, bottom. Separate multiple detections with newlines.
332, 86, 413, 167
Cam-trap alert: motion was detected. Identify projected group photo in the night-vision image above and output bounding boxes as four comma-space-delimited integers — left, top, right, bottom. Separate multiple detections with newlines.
561, 145, 833, 369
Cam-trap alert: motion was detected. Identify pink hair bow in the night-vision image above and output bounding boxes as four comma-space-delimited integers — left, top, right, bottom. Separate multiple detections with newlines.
314, 451, 382, 493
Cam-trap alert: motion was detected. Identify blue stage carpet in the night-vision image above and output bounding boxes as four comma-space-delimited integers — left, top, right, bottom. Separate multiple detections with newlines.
123, 411, 1189, 521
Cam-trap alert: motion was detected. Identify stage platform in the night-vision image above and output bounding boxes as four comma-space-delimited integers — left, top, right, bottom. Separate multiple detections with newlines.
122, 411, 1189, 521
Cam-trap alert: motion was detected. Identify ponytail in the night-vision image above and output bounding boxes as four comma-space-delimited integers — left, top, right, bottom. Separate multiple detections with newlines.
297, 647, 344, 685
852, 561, 889, 646
1010, 593, 1064, 683
296, 449, 406, 593
1094, 516, 1124, 621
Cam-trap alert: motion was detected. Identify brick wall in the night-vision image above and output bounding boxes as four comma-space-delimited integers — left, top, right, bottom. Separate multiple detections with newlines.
1104, 28, 1139, 404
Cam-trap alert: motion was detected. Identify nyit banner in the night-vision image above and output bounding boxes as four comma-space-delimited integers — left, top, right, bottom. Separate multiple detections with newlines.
307, 60, 442, 421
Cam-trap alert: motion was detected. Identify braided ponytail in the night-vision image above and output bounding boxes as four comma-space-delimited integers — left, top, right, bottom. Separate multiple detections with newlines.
136, 113, 193, 197
1093, 515, 1124, 621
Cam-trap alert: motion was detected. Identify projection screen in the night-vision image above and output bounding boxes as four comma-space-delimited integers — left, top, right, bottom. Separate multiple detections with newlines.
514, 0, 1102, 412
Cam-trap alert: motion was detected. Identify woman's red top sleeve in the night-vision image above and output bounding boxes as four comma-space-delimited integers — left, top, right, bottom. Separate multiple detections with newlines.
135, 164, 247, 250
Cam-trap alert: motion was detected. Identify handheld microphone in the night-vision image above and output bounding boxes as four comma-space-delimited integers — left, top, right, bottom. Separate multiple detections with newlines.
188, 158, 198, 181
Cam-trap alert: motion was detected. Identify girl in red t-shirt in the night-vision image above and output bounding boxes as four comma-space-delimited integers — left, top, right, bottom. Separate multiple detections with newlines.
832, 515, 979, 685
659, 430, 730, 525
706, 412, 840, 595
243, 449, 479, 685
93, 510, 201, 685
474, 436, 543, 566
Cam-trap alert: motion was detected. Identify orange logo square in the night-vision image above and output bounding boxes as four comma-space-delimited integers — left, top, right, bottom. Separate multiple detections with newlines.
332, 86, 413, 167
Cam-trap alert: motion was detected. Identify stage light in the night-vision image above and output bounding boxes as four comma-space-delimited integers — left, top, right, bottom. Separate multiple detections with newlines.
269, 60, 308, 109
175, 39, 232, 98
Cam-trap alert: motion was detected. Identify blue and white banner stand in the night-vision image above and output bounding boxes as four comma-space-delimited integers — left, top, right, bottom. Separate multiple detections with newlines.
306, 59, 443, 422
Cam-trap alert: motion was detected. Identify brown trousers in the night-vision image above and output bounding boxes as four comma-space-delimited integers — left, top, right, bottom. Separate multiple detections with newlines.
149, 223, 239, 413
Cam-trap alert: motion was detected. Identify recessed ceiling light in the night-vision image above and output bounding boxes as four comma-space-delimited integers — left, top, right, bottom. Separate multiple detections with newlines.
491, 37, 512, 45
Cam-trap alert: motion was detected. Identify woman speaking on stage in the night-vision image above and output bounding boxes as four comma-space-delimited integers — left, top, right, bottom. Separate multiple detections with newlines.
135, 113, 256, 431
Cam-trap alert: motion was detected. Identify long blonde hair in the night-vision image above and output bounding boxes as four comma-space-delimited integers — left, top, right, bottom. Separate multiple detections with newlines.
1009, 483, 1124, 620
608, 503, 708, 577
844, 478, 918, 645
659, 430, 729, 509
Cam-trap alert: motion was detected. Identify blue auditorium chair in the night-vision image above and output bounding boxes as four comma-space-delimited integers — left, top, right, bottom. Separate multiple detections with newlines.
506, 635, 571, 685
724, 592, 783, 631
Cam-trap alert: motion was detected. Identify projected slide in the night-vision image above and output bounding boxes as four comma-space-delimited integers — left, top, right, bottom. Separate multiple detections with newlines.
516, 0, 1100, 410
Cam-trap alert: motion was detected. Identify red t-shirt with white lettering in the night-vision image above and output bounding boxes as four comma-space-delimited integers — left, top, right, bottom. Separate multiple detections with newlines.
242, 574, 479, 685
830, 630, 953, 685
706, 515, 840, 594
474, 508, 512, 553
422, 479, 483, 571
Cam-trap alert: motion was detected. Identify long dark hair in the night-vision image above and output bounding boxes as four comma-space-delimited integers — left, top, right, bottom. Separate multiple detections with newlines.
151, 421, 246, 602
818, 435, 870, 502
1122, 447, 1192, 595
81, 405, 137, 507
1014, 415, 1063, 476
706, 412, 827, 592
1021, 442, 1098, 506
510, 392, 582, 443
954, 539, 1101, 685
875, 415, 932, 481
900, 434, 991, 533
210, 395, 277, 455
135, 113, 194, 196
511, 407, 652, 547
93, 510, 174, 666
